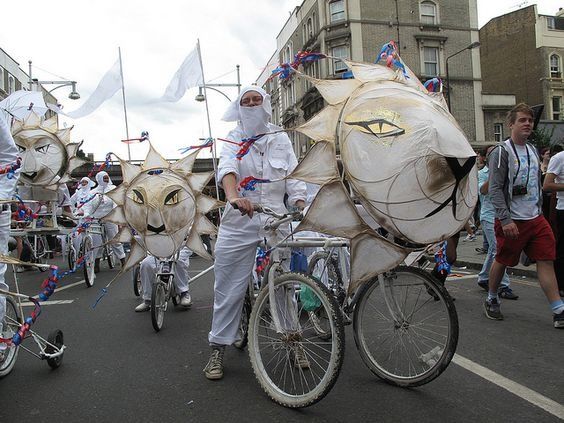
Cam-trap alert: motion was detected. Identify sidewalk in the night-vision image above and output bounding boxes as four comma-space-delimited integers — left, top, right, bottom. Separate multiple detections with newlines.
454, 232, 537, 279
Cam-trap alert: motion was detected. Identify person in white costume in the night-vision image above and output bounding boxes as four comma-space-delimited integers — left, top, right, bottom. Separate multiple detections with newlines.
134, 246, 193, 311
70, 177, 95, 212
81, 171, 126, 271
0, 114, 20, 356
204, 86, 307, 380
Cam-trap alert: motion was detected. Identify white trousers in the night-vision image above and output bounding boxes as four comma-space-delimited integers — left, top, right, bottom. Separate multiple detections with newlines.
91, 222, 125, 260
139, 248, 191, 301
208, 207, 290, 346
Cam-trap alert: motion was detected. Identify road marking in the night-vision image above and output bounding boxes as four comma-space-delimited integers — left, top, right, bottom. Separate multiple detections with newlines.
21, 299, 74, 307
448, 274, 477, 281
55, 280, 86, 292
453, 354, 564, 420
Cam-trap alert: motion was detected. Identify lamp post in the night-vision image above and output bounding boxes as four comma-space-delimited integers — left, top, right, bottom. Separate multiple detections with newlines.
446, 41, 480, 112
194, 65, 241, 102
28, 60, 81, 100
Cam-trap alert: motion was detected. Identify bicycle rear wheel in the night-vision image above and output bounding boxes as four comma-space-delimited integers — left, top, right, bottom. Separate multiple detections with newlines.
233, 288, 252, 350
106, 246, 116, 269
132, 265, 142, 297
0, 297, 20, 378
82, 236, 96, 288
248, 272, 344, 408
151, 281, 167, 332
353, 266, 458, 387
67, 244, 76, 270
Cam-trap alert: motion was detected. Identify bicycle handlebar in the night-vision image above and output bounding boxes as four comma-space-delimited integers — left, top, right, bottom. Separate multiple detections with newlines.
230, 202, 302, 230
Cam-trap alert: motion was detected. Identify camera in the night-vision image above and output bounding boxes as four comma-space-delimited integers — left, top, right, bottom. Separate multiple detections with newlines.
512, 185, 528, 196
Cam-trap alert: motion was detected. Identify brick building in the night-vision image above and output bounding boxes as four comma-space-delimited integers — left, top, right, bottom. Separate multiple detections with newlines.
257, 0, 484, 157
480, 5, 564, 143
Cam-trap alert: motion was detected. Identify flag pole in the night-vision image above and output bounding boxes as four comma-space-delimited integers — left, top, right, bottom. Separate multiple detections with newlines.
196, 39, 221, 202
118, 47, 131, 162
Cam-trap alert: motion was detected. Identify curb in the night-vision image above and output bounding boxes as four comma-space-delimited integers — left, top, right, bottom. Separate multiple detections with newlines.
454, 260, 538, 279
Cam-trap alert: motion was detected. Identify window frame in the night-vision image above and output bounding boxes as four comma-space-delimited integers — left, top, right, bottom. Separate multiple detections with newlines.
493, 123, 503, 142
329, 0, 345, 23
423, 46, 439, 76
550, 54, 562, 78
420, 1, 438, 26
552, 96, 562, 120
0, 67, 4, 92
7, 75, 15, 94
331, 44, 350, 73
547, 16, 556, 30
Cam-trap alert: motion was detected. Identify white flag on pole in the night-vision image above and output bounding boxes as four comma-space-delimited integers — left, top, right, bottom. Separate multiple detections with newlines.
160, 46, 203, 102
64, 60, 122, 119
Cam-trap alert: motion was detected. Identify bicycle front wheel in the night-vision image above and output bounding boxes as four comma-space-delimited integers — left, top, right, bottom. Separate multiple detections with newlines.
248, 272, 344, 408
353, 266, 458, 387
82, 236, 95, 288
0, 297, 20, 378
67, 245, 76, 271
151, 282, 167, 332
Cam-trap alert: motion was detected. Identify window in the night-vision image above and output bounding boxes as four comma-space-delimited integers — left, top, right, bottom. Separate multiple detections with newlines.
553, 96, 561, 120
550, 54, 562, 78
306, 17, 314, 40
283, 44, 292, 65
423, 47, 439, 76
0, 67, 4, 92
420, 1, 437, 25
329, 0, 345, 23
331, 45, 349, 73
494, 123, 503, 142
7, 75, 15, 94
547, 16, 555, 29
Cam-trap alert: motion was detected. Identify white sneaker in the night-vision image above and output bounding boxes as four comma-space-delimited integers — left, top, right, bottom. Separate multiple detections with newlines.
179, 293, 192, 308
463, 234, 476, 242
135, 301, 150, 312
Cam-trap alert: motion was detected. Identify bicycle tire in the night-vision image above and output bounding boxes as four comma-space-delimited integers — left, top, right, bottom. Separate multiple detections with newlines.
353, 266, 458, 387
248, 272, 344, 408
45, 329, 64, 369
151, 282, 166, 332
132, 265, 142, 297
0, 297, 20, 378
106, 246, 116, 269
35, 236, 47, 272
233, 289, 252, 350
82, 236, 95, 288
67, 245, 76, 271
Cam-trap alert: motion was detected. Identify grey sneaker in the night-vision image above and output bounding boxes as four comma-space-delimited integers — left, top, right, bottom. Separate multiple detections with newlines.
179, 292, 192, 308
484, 298, 503, 320
554, 311, 564, 329
293, 344, 310, 369
204, 346, 225, 380
135, 301, 150, 312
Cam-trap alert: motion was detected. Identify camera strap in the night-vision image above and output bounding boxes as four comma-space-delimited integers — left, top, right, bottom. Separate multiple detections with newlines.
509, 139, 530, 187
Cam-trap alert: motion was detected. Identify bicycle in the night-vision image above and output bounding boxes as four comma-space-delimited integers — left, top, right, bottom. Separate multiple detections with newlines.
0, 264, 66, 378
230, 204, 345, 408
80, 219, 116, 288
305, 237, 458, 387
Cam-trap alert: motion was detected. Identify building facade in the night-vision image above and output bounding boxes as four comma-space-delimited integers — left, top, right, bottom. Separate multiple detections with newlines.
480, 5, 564, 143
257, 0, 483, 158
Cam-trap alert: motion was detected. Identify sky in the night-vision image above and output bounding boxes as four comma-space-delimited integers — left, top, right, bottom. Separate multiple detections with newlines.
0, 0, 561, 162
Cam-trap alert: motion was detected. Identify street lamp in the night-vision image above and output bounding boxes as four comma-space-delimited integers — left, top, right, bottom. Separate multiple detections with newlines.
194, 65, 241, 102
28, 60, 81, 100
446, 41, 480, 112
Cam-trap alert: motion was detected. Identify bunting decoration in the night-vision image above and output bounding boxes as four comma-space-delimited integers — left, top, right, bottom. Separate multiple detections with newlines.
217, 134, 265, 160
178, 137, 214, 154
376, 41, 408, 78
424, 78, 443, 93
238, 176, 272, 192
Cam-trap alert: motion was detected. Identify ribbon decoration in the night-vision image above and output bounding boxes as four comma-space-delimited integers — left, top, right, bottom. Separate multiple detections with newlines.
238, 176, 271, 192
178, 137, 214, 154
424, 77, 443, 93
291, 51, 326, 69
376, 41, 409, 78
434, 241, 451, 277
12, 195, 39, 222
0, 157, 21, 179
0, 258, 86, 346
255, 248, 271, 274
121, 131, 149, 144
217, 134, 265, 160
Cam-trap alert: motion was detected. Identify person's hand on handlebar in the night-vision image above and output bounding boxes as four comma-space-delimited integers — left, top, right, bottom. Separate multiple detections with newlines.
230, 197, 255, 218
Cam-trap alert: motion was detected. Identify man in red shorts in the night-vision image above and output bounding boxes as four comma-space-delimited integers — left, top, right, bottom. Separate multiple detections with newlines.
486, 103, 563, 328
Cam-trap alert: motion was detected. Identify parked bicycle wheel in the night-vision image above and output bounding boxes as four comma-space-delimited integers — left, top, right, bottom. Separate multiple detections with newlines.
0, 297, 20, 378
353, 266, 458, 387
248, 272, 344, 408
45, 329, 64, 369
33, 235, 48, 272
151, 281, 167, 332
132, 265, 142, 297
106, 245, 116, 269
82, 236, 96, 288
307, 251, 346, 304
67, 244, 76, 271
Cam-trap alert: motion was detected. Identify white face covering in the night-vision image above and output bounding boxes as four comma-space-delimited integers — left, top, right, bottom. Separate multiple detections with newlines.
79, 177, 94, 193
239, 105, 270, 138
96, 171, 113, 193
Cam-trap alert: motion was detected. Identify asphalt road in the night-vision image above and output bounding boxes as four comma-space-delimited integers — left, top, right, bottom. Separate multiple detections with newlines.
1, 256, 563, 423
